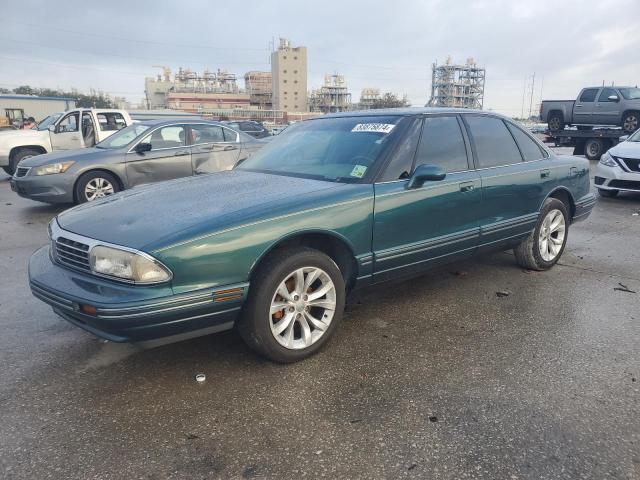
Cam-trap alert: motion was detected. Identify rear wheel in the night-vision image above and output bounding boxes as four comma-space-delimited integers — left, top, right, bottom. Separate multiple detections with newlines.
237, 247, 346, 363
548, 113, 564, 132
514, 198, 569, 271
598, 188, 619, 198
584, 138, 605, 161
74, 171, 120, 204
622, 112, 639, 134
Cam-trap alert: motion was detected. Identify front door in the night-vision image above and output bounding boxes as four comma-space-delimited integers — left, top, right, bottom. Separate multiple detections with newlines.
188, 124, 241, 174
373, 115, 481, 282
573, 88, 600, 124
462, 114, 552, 248
50, 111, 84, 150
125, 124, 192, 186
593, 87, 621, 125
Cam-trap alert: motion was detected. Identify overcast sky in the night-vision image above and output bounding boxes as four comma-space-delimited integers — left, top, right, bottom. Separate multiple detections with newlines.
2, 0, 638, 116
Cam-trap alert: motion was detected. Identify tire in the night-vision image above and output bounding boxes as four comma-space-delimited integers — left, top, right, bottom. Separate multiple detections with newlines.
547, 113, 564, 132
584, 138, 605, 161
237, 246, 346, 363
598, 188, 619, 198
622, 112, 639, 134
74, 171, 120, 204
514, 198, 569, 271
6, 147, 42, 175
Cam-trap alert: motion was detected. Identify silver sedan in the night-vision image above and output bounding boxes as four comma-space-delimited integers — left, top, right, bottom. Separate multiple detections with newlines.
10, 119, 265, 204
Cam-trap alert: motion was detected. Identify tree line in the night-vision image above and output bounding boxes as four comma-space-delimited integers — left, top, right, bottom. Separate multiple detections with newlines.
0, 86, 116, 108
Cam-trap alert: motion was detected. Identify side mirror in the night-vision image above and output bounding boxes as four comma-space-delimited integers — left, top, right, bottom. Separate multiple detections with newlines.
48, 125, 56, 132
135, 142, 152, 153
619, 135, 629, 142
407, 164, 446, 189
608, 95, 619, 102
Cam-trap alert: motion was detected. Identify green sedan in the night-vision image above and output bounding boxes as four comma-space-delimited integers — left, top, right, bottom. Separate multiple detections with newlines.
29, 108, 596, 362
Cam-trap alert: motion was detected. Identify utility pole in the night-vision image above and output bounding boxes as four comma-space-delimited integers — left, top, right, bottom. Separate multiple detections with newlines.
521, 75, 527, 119
528, 72, 536, 119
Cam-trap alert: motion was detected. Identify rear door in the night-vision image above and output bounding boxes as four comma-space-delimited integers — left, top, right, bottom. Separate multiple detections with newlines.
372, 115, 482, 281
593, 87, 621, 125
125, 124, 192, 186
573, 88, 600, 124
462, 114, 551, 248
50, 111, 84, 150
189, 124, 241, 174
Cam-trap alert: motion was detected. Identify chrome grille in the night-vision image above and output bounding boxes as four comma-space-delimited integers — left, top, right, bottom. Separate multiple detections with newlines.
54, 237, 91, 271
617, 157, 640, 173
15, 166, 30, 177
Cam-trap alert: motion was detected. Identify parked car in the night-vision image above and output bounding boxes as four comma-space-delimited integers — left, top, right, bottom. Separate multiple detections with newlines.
28, 108, 595, 362
0, 108, 133, 175
11, 119, 263, 204
223, 120, 271, 139
595, 129, 640, 197
540, 87, 640, 133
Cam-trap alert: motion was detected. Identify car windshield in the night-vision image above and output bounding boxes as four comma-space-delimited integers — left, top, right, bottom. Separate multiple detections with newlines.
628, 129, 640, 142
95, 123, 151, 149
237, 115, 404, 182
36, 113, 62, 131
619, 88, 640, 100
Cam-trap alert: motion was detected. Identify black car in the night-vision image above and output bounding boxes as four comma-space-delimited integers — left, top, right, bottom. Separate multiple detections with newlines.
223, 121, 270, 139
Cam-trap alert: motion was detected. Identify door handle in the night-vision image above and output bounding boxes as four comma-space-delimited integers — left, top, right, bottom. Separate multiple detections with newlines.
575, 105, 583, 107
223, 145, 238, 151
540, 169, 551, 179
459, 181, 475, 193
71, 136, 79, 140
569, 167, 578, 177
174, 150, 189, 156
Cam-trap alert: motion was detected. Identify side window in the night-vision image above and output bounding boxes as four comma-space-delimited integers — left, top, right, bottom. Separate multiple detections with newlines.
579, 89, 598, 103
465, 115, 522, 168
141, 126, 186, 150
190, 124, 224, 144
506, 122, 545, 161
57, 112, 79, 133
97, 112, 126, 131
415, 116, 469, 173
222, 127, 238, 142
379, 119, 421, 182
240, 122, 259, 132
597, 88, 618, 103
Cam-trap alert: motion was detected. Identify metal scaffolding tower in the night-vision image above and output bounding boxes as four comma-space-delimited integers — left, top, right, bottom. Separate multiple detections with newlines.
427, 57, 485, 109
309, 74, 352, 113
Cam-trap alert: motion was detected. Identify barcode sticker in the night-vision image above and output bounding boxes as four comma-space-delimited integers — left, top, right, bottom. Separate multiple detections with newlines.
351, 123, 396, 134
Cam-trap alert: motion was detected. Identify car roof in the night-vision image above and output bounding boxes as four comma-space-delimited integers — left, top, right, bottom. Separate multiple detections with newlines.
584, 86, 636, 89
320, 107, 512, 121
136, 118, 227, 127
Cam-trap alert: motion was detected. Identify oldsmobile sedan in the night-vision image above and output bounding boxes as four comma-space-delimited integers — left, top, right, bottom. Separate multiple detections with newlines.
29, 108, 596, 362
11, 119, 263, 204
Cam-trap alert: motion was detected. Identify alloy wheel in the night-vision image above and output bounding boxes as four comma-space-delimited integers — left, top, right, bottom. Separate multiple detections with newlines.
623, 115, 638, 132
84, 177, 115, 201
269, 267, 336, 350
538, 209, 566, 262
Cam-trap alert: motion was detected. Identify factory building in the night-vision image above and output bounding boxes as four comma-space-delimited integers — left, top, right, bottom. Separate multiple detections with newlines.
309, 74, 352, 113
427, 57, 485, 109
358, 88, 381, 110
244, 71, 272, 109
271, 38, 308, 112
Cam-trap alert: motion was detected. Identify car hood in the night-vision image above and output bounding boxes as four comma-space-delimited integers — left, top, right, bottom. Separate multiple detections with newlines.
609, 141, 640, 159
0, 129, 48, 142
56, 170, 346, 251
19, 147, 119, 167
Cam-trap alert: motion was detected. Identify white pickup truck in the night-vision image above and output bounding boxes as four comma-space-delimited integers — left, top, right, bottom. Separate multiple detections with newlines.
0, 108, 133, 175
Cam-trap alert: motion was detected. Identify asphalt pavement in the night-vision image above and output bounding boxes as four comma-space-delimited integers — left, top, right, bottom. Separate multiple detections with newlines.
0, 157, 638, 479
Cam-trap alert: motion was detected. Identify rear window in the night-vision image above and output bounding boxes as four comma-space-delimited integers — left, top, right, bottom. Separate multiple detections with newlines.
579, 89, 598, 103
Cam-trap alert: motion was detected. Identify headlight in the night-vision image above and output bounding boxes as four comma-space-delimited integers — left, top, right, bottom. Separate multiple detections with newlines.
32, 161, 75, 176
89, 245, 172, 284
599, 152, 617, 167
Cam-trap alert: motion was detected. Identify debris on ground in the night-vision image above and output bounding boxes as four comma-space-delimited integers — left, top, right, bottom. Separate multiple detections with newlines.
450, 270, 467, 278
614, 283, 636, 294
428, 416, 438, 422
407, 463, 417, 470
195, 373, 206, 382
185, 433, 199, 440
496, 291, 510, 297
315, 450, 322, 455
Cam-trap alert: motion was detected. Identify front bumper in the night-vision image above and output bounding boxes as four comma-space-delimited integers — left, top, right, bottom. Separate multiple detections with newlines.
10, 172, 75, 204
29, 246, 247, 343
595, 163, 640, 192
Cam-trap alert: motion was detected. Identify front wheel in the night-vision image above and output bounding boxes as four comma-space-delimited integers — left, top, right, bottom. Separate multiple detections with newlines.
74, 171, 120, 204
514, 198, 569, 271
584, 138, 605, 161
622, 112, 639, 134
237, 247, 346, 363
